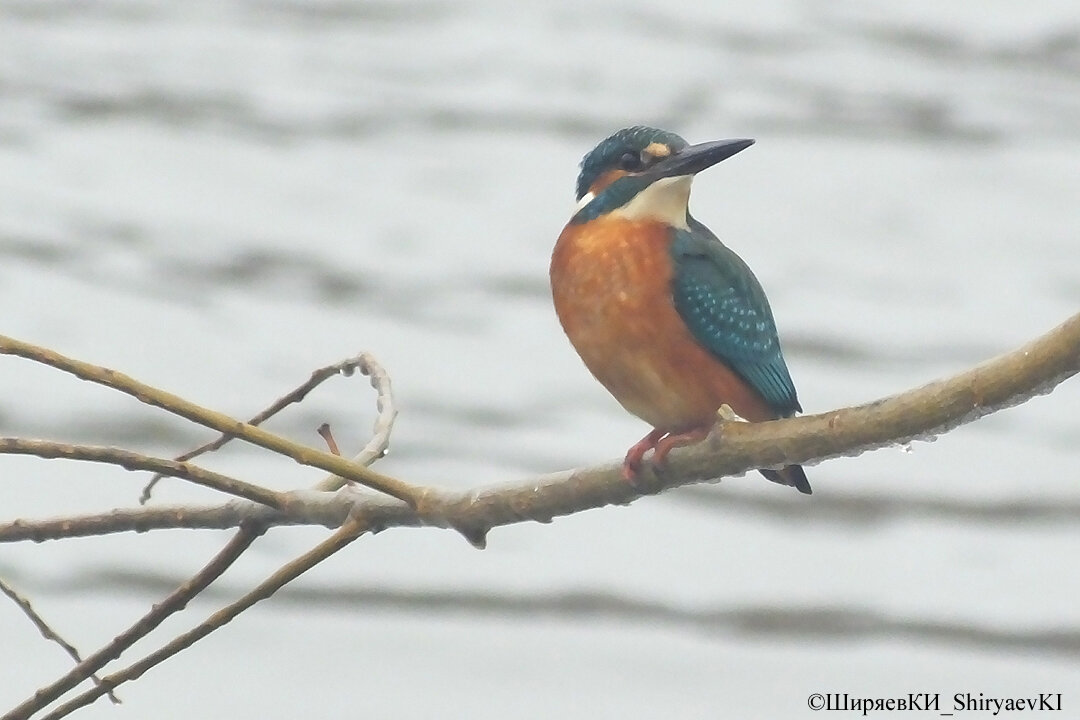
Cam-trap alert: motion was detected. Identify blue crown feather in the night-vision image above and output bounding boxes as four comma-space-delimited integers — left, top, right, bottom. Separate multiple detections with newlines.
575, 126, 688, 200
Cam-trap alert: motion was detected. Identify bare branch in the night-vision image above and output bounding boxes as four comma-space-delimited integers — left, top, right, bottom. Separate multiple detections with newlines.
4, 526, 265, 720
0, 503, 303, 542
0, 335, 422, 506
0, 439, 287, 511
35, 516, 367, 720
141, 354, 375, 503
1, 314, 1077, 550
0, 314, 1075, 718
413, 312, 1080, 546
0, 579, 119, 705
2, 353, 401, 719
11, 476, 1080, 546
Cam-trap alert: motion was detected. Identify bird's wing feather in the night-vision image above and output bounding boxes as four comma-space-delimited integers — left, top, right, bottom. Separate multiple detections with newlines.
669, 221, 801, 415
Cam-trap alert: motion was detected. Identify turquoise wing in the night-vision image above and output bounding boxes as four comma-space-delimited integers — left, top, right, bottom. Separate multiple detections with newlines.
669, 220, 801, 415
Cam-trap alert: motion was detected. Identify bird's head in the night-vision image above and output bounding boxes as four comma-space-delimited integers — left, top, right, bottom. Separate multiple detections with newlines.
569, 126, 753, 227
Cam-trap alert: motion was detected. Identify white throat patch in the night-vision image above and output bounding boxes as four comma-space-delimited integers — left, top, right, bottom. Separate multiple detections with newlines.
573, 190, 596, 214
608, 175, 692, 229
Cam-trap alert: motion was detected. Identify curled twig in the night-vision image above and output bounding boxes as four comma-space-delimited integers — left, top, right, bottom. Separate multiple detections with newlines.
141, 355, 374, 503
316, 351, 397, 490
351, 352, 397, 467
0, 336, 423, 506
0, 350, 403, 720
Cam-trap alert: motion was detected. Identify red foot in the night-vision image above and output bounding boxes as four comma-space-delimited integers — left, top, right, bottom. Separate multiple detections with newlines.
622, 429, 665, 480
653, 427, 710, 467
622, 426, 712, 479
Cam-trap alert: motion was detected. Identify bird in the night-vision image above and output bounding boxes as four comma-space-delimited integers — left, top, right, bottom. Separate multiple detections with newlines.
550, 126, 811, 494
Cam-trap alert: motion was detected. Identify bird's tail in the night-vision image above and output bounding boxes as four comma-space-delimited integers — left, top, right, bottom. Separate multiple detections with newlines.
760, 465, 812, 495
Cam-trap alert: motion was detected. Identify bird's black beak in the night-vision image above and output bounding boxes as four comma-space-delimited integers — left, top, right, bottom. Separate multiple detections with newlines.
647, 138, 754, 180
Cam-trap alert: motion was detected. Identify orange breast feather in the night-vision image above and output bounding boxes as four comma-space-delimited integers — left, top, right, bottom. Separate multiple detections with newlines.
551, 217, 774, 431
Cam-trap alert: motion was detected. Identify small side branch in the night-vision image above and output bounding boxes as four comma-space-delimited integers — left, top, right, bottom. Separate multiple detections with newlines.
0, 579, 119, 705
35, 516, 368, 720
0, 439, 287, 510
142, 354, 376, 502
0, 336, 422, 506
3, 525, 266, 720
0, 503, 298, 542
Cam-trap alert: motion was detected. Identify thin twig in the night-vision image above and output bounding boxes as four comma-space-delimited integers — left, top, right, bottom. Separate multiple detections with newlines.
36, 516, 368, 720
0, 439, 287, 511
0, 335, 422, 506
0, 578, 120, 705
3, 525, 266, 720
316, 423, 341, 456
6, 356, 395, 717
0, 502, 304, 543
316, 352, 397, 490
141, 355, 372, 503
351, 353, 397, 466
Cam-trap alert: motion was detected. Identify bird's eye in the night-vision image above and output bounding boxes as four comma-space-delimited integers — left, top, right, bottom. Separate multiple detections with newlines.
618, 151, 644, 171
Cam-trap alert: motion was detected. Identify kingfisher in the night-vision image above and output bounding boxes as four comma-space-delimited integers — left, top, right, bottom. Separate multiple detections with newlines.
550, 126, 811, 494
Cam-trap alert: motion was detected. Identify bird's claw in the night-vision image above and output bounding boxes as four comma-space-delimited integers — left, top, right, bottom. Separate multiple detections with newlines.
622, 426, 712, 483
653, 427, 711, 466
622, 428, 665, 481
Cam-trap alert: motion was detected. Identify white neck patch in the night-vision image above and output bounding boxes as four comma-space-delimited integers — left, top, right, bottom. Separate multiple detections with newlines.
573, 190, 596, 214
608, 175, 692, 229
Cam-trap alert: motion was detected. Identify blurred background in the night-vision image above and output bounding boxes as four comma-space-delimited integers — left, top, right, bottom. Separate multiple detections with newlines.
1, 1, 1078, 717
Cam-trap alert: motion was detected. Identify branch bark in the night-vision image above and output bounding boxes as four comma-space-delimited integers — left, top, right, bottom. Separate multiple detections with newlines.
0, 580, 118, 705
33, 516, 367, 720
3, 313, 1077, 548
1, 353, 399, 720
140, 353, 380, 502
1, 314, 1076, 719
0, 439, 287, 510
0, 336, 422, 506
2, 528, 265, 720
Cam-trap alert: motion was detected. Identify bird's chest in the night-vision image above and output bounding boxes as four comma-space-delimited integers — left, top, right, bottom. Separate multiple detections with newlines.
551, 219, 731, 428
551, 219, 677, 351
550, 220, 774, 430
